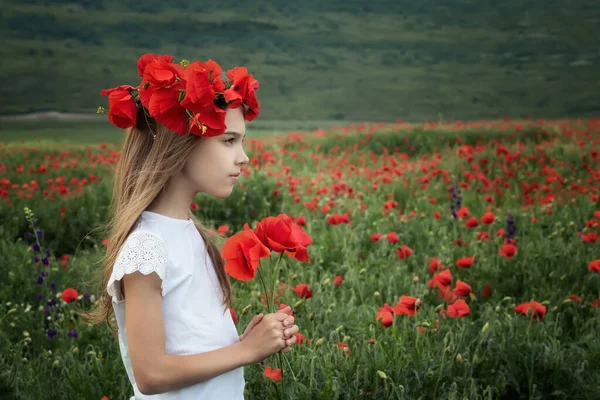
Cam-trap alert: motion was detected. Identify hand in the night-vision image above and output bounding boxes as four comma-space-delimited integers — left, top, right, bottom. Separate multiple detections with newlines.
239, 311, 290, 364
239, 307, 299, 352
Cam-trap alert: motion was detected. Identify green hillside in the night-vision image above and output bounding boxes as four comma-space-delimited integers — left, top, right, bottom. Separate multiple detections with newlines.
0, 0, 599, 121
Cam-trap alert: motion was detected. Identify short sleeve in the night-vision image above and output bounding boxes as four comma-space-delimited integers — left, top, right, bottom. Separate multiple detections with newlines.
107, 231, 169, 303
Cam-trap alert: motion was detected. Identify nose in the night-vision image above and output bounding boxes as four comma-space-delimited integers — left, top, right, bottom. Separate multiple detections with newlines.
237, 147, 249, 166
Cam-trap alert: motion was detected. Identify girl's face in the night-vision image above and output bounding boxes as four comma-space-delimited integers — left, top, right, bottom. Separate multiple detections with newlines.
182, 107, 249, 199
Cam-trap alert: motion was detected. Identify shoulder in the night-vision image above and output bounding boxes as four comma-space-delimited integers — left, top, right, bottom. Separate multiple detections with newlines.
107, 230, 170, 301
115, 230, 169, 273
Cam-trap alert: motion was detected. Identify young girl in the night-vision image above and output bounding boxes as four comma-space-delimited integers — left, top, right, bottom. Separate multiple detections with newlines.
83, 54, 299, 398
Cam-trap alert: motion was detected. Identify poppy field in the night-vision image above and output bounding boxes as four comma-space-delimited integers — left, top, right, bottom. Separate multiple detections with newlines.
1, 117, 599, 399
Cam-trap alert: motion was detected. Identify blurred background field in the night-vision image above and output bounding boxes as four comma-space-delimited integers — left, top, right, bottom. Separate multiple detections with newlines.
1, 0, 599, 122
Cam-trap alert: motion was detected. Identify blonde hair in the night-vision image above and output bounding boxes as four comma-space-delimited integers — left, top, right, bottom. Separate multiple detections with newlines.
80, 108, 234, 334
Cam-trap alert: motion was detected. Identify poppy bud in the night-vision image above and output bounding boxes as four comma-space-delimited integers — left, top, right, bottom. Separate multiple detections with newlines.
73, 347, 79, 354
241, 305, 252, 315
374, 291, 380, 297
481, 322, 489, 334
322, 278, 330, 286
315, 337, 326, 346
7, 308, 16, 315
455, 354, 463, 364
308, 312, 315, 320
502, 296, 512, 302
377, 371, 387, 380
52, 360, 60, 369
359, 268, 366, 274
495, 306, 501, 313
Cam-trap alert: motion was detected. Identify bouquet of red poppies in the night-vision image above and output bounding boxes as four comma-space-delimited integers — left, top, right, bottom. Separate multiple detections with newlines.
220, 214, 312, 388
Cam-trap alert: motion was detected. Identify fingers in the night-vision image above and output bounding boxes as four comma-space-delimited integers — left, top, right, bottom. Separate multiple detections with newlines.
272, 312, 291, 322
283, 324, 299, 339
283, 315, 294, 327
276, 305, 291, 314
245, 313, 263, 331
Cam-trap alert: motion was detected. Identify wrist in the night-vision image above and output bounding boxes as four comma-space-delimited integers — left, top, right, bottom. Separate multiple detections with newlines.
235, 339, 256, 366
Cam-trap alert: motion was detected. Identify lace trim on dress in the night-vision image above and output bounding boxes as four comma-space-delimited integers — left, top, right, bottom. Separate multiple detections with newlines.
106, 231, 168, 303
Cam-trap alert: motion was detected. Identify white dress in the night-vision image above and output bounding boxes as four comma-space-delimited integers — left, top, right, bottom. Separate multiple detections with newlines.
106, 211, 244, 399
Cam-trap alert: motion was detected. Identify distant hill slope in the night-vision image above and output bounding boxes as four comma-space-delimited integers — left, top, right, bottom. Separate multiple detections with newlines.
0, 0, 599, 121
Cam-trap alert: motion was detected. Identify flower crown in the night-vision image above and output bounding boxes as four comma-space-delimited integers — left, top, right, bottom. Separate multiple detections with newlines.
98, 53, 260, 137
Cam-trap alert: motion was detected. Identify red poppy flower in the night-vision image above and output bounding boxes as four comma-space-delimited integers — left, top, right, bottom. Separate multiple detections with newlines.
447, 299, 470, 318
254, 214, 313, 262
294, 283, 313, 299
371, 233, 382, 242
137, 53, 173, 77
456, 256, 475, 269
499, 242, 518, 259
580, 231, 598, 243
337, 342, 351, 356
221, 223, 270, 281
429, 257, 444, 273
393, 296, 420, 317
217, 225, 230, 235
143, 61, 185, 89
188, 107, 227, 137
61, 288, 79, 303
225, 67, 260, 121
431, 269, 452, 291
180, 62, 216, 114
396, 245, 414, 259
148, 81, 189, 134
477, 231, 490, 242
100, 85, 138, 129
328, 213, 350, 225
481, 283, 492, 297
514, 301, 546, 320
588, 259, 600, 273
386, 232, 398, 244
453, 280, 471, 297
334, 275, 343, 285
481, 211, 496, 225
376, 303, 394, 327
229, 308, 237, 323
465, 217, 479, 228
456, 206, 470, 218
264, 367, 282, 381
294, 333, 306, 344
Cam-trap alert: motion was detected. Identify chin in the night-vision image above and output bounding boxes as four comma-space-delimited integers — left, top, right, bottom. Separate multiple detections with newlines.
209, 188, 234, 200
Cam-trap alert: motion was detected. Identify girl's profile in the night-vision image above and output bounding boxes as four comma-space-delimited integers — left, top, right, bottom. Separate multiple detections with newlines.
82, 54, 299, 398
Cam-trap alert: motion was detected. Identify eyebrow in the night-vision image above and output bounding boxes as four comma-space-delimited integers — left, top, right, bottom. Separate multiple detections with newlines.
224, 131, 246, 139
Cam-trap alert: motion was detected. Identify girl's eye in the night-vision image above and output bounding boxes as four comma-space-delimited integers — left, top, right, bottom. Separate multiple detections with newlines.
226, 138, 235, 144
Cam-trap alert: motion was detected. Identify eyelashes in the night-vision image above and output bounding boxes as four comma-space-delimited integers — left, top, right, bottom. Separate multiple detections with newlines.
225, 138, 246, 145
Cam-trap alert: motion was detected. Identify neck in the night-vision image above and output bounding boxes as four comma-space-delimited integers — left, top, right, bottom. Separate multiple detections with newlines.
147, 174, 196, 220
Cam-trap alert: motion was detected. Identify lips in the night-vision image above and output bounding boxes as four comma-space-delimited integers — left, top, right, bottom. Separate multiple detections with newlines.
230, 173, 240, 177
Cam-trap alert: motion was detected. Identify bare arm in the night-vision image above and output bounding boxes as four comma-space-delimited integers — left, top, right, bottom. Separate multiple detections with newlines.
123, 271, 253, 395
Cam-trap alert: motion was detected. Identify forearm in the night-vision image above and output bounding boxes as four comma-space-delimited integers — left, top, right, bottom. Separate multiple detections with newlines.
144, 341, 252, 395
